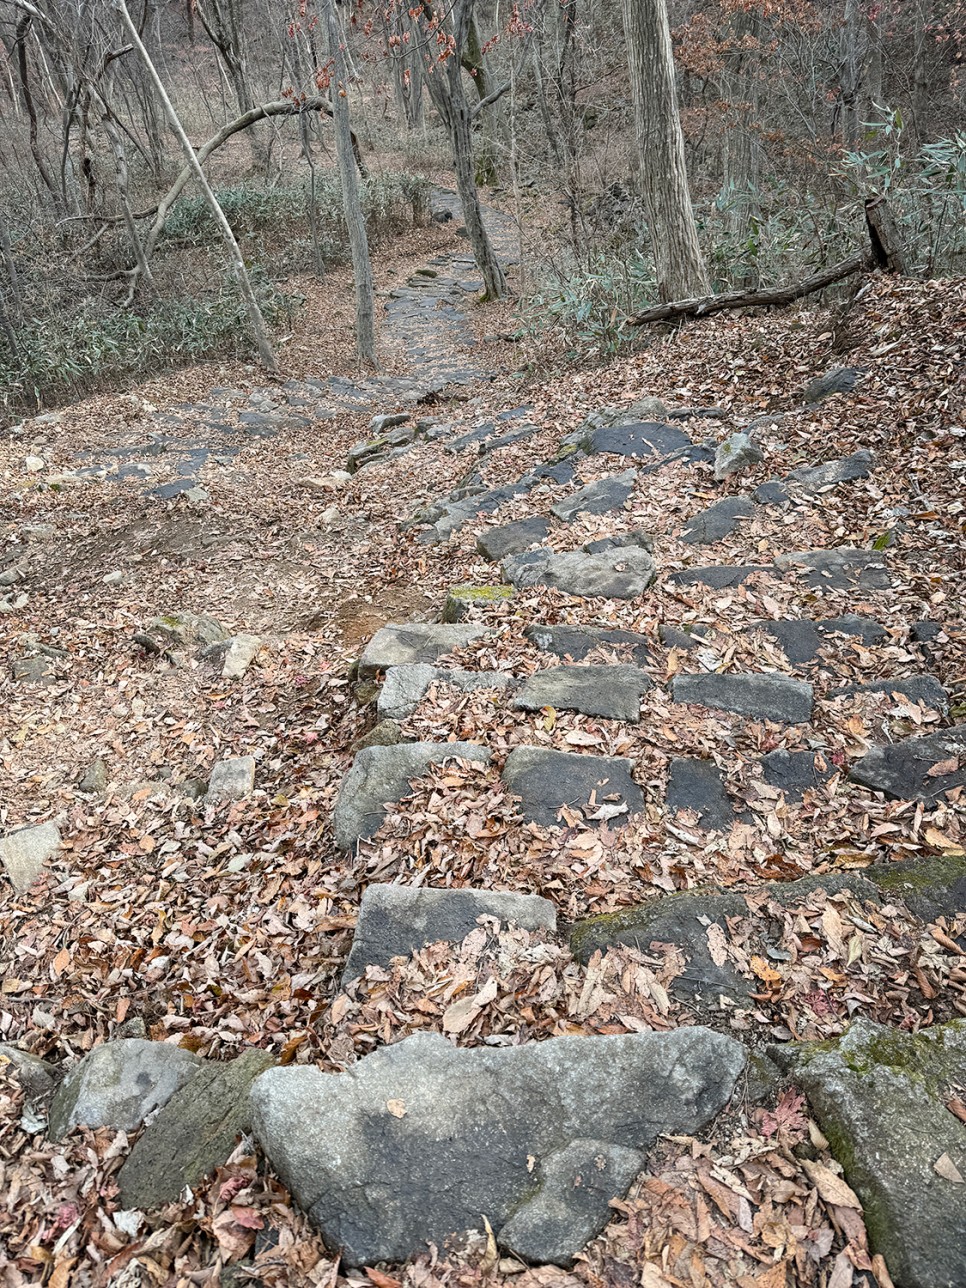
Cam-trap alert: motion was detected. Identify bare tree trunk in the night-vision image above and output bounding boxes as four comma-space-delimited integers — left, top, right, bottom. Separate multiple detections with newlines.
323, 0, 376, 366
113, 0, 279, 373
101, 109, 155, 302
621, 0, 710, 301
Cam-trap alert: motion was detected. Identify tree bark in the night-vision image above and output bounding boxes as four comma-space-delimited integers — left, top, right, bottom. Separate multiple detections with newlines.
626, 250, 871, 326
323, 0, 376, 366
621, 0, 710, 301
113, 0, 279, 373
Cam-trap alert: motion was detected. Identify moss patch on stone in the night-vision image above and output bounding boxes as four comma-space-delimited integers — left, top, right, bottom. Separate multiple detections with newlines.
442, 584, 514, 623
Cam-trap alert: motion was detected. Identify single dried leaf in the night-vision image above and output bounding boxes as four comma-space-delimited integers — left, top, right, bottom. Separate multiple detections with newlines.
801, 1159, 863, 1209
927, 757, 959, 777
933, 1152, 964, 1183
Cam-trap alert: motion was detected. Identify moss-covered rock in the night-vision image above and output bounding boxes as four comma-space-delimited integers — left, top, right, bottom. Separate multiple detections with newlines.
867, 852, 966, 924
442, 584, 514, 623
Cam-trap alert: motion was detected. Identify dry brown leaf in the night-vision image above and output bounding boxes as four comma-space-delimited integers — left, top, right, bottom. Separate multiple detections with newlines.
801, 1159, 863, 1210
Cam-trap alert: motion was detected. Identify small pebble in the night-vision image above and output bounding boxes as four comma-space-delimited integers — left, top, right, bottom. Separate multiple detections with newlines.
103, 571, 124, 585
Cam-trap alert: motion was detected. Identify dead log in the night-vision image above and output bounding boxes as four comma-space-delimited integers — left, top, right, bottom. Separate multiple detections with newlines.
865, 195, 908, 274
625, 249, 872, 327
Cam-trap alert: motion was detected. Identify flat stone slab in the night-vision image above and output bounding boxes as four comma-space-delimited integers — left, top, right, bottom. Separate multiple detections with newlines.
513, 665, 651, 722
669, 565, 770, 588
250, 1028, 745, 1266
359, 623, 486, 678
587, 421, 693, 458
848, 725, 966, 801
760, 749, 836, 800
831, 675, 949, 713
673, 673, 814, 723
784, 448, 874, 494
48, 1039, 202, 1139
775, 547, 891, 591
207, 756, 255, 804
658, 624, 710, 651
503, 546, 656, 599
871, 854, 966, 927
526, 623, 650, 665
477, 517, 551, 562
681, 497, 755, 545
802, 366, 860, 403
0, 821, 60, 893
333, 742, 492, 849
118, 1049, 275, 1209
779, 1018, 966, 1288
377, 664, 515, 721
756, 615, 886, 665
551, 469, 637, 523
570, 891, 751, 1006
442, 584, 514, 622
343, 885, 557, 982
502, 747, 645, 827
667, 758, 737, 831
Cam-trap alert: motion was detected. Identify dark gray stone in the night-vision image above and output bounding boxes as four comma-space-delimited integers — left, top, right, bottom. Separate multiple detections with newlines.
513, 664, 651, 722
476, 518, 551, 562
756, 615, 887, 665
658, 624, 709, 651
502, 747, 645, 827
669, 565, 770, 588
342, 885, 557, 982
0, 1044, 59, 1099
775, 547, 891, 591
667, 759, 737, 831
753, 479, 790, 505
911, 620, 943, 644
377, 664, 515, 721
502, 546, 656, 599
784, 449, 874, 494
673, 673, 814, 723
760, 749, 836, 800
551, 469, 637, 523
48, 1039, 202, 1139
869, 854, 966, 925
358, 623, 486, 678
831, 675, 949, 713
146, 611, 228, 649
570, 890, 751, 1006
78, 759, 108, 794
587, 421, 693, 459
580, 529, 653, 555
802, 366, 860, 403
681, 497, 756, 545
250, 1028, 745, 1266
333, 742, 492, 849
499, 1138, 646, 1268
117, 1049, 275, 1209
848, 725, 966, 801
784, 1018, 966, 1288
526, 624, 651, 666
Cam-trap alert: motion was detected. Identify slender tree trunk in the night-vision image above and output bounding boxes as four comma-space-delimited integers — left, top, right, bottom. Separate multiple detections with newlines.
101, 109, 155, 302
621, 0, 710, 301
113, 0, 279, 373
323, 0, 376, 366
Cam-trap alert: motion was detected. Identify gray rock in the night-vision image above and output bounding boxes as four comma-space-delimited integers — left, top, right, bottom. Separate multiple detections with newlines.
911, 620, 943, 644
0, 1044, 59, 1098
476, 518, 552, 562
586, 421, 693, 459
220, 634, 262, 680
869, 853, 966, 924
78, 759, 109, 794
377, 665, 515, 722
502, 546, 656, 600
755, 615, 886, 665
782, 1018, 966, 1288
580, 529, 653, 555
848, 725, 966, 801
713, 432, 763, 482
502, 747, 644, 828
146, 611, 228, 649
784, 448, 874, 494
831, 675, 949, 713
802, 366, 860, 403
659, 624, 709, 651
442, 584, 514, 622
570, 890, 751, 1006
359, 623, 486, 679
775, 547, 891, 592
526, 623, 650, 665
513, 664, 651, 722
352, 720, 403, 752
48, 1039, 202, 1139
12, 654, 55, 683
499, 1138, 646, 1267
673, 673, 814, 724
667, 758, 737, 831
551, 469, 637, 523
250, 1028, 746, 1266
370, 413, 410, 434
760, 749, 835, 800
669, 565, 770, 588
333, 742, 492, 849
0, 821, 60, 893
118, 1049, 275, 1209
753, 479, 791, 504
343, 885, 557, 981
681, 496, 756, 544
206, 756, 256, 804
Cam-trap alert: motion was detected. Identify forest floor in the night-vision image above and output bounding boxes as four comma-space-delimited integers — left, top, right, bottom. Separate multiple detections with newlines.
0, 195, 964, 1288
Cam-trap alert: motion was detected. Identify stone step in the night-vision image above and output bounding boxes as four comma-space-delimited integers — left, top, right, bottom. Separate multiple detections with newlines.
513, 663, 652, 721
503, 539, 656, 599
680, 496, 755, 544
525, 623, 651, 665
755, 614, 887, 665
550, 468, 637, 523
358, 623, 487, 678
377, 664, 515, 721
666, 757, 740, 832
672, 672, 814, 724
502, 746, 645, 828
476, 516, 552, 561
848, 724, 966, 800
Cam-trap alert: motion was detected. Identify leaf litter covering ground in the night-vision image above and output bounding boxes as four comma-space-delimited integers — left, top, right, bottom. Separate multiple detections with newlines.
0, 269, 964, 1286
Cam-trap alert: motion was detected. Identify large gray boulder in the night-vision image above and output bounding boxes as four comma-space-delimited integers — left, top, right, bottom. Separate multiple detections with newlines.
118, 1049, 275, 1209
777, 1018, 966, 1288
502, 545, 656, 599
250, 1028, 745, 1266
359, 623, 486, 678
48, 1039, 202, 1139
333, 742, 492, 849
0, 821, 60, 893
342, 885, 557, 982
